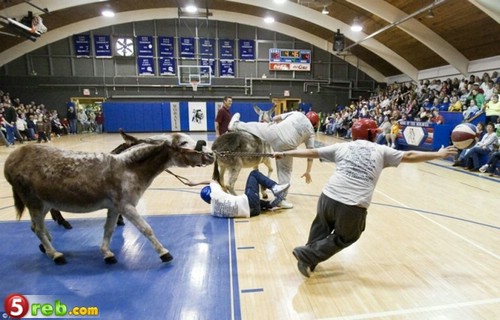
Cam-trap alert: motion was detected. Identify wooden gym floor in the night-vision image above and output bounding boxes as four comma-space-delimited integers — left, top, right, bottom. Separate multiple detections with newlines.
0, 132, 498, 319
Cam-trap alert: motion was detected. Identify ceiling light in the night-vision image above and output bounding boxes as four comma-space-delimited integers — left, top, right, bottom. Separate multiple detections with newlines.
321, 6, 329, 15
184, 5, 198, 13
101, 9, 115, 17
264, 16, 275, 24
350, 18, 363, 32
273, 0, 287, 4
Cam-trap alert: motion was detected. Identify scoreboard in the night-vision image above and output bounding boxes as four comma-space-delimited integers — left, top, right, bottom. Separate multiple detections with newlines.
269, 48, 311, 71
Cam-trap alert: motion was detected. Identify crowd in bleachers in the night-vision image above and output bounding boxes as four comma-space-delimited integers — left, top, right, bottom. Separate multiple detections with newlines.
317, 71, 500, 176
1, 90, 104, 148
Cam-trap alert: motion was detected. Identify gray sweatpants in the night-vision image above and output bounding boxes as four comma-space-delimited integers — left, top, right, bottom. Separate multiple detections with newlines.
294, 193, 367, 266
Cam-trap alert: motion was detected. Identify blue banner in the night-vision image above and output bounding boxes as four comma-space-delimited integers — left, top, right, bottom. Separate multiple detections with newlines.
200, 38, 215, 59
180, 37, 195, 58
201, 59, 215, 76
73, 34, 90, 57
219, 39, 234, 60
138, 57, 155, 75
159, 57, 176, 75
94, 35, 112, 58
158, 36, 174, 57
137, 36, 153, 57
220, 60, 235, 78
239, 39, 255, 60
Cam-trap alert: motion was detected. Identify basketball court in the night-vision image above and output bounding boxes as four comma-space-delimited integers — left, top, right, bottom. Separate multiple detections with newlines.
0, 132, 498, 319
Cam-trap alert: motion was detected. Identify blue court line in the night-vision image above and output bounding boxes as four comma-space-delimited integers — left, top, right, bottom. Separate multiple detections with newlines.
370, 202, 500, 230
241, 288, 264, 293
428, 161, 500, 182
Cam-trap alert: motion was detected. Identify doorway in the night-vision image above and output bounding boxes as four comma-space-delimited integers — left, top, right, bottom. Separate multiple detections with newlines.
271, 98, 301, 115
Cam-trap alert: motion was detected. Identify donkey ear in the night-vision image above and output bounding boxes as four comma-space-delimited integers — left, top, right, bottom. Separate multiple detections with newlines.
253, 104, 262, 114
119, 129, 139, 144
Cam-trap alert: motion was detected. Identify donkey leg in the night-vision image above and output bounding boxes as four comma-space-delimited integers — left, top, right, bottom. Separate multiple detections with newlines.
30, 210, 66, 264
50, 209, 73, 229
100, 210, 120, 264
121, 205, 172, 263
227, 167, 241, 195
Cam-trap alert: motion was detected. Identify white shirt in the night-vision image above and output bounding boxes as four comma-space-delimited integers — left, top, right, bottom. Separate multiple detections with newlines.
210, 181, 250, 218
318, 140, 404, 208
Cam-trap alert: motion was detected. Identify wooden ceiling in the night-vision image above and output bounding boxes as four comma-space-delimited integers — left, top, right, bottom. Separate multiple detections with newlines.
0, 0, 498, 81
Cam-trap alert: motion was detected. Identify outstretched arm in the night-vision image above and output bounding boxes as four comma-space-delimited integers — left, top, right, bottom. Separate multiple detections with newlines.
401, 145, 457, 163
274, 149, 320, 159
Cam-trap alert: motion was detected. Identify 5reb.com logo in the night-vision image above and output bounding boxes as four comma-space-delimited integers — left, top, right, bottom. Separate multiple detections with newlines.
3, 294, 99, 318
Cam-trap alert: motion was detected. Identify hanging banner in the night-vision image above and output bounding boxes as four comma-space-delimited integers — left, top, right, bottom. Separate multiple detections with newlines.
158, 36, 175, 57
188, 102, 207, 131
94, 35, 112, 58
219, 39, 234, 60
201, 59, 215, 76
137, 36, 153, 57
73, 34, 90, 57
138, 57, 155, 75
180, 37, 195, 58
200, 38, 215, 59
170, 102, 181, 132
220, 60, 235, 78
159, 57, 176, 75
239, 39, 255, 60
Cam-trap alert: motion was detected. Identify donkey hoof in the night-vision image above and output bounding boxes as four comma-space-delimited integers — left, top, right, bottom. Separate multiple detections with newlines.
105, 256, 118, 264
39, 244, 46, 253
54, 256, 67, 265
61, 221, 73, 229
160, 252, 173, 263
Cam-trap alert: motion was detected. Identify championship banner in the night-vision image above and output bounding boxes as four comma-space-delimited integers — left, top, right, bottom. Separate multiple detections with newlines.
219, 39, 234, 59
220, 60, 235, 78
137, 36, 153, 57
239, 39, 255, 60
200, 38, 215, 59
158, 36, 175, 57
94, 35, 112, 58
138, 57, 154, 75
201, 59, 215, 76
73, 34, 90, 57
170, 102, 181, 132
188, 102, 207, 131
180, 37, 195, 59
159, 57, 176, 75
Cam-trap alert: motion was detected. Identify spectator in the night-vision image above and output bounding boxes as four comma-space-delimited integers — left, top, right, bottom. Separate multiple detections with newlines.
479, 150, 500, 176
482, 94, 500, 124
448, 96, 463, 112
462, 122, 498, 171
215, 96, 232, 137
95, 111, 104, 133
67, 106, 77, 134
385, 117, 400, 148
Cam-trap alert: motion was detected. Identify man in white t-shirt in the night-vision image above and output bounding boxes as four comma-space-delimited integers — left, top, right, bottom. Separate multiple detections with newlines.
275, 118, 458, 278
192, 169, 290, 218
228, 111, 315, 209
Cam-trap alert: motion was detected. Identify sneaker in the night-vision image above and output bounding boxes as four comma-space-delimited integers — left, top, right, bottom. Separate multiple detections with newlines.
279, 200, 294, 209
391, 143, 396, 148
479, 164, 488, 173
271, 183, 290, 196
228, 113, 240, 131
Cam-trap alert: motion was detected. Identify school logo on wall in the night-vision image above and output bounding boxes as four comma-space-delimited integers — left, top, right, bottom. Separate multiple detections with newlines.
188, 102, 207, 131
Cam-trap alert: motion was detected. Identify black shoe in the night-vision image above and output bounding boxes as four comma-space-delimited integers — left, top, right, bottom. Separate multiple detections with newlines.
293, 248, 311, 278
452, 161, 461, 167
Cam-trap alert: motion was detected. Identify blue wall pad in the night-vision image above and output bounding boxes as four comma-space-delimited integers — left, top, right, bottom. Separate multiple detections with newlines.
0, 215, 241, 320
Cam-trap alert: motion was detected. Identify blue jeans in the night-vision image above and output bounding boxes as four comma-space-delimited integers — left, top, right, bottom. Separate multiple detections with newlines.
245, 170, 277, 217
464, 147, 490, 169
6, 125, 15, 144
69, 119, 77, 134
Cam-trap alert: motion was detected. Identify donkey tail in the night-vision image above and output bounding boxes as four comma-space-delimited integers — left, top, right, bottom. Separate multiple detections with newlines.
12, 188, 26, 220
211, 157, 221, 184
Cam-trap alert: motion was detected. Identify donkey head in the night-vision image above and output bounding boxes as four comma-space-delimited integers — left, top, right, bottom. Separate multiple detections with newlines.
166, 132, 214, 167
253, 104, 276, 123
113, 130, 214, 167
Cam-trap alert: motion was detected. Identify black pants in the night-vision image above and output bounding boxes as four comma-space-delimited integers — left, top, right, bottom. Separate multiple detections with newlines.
294, 193, 367, 265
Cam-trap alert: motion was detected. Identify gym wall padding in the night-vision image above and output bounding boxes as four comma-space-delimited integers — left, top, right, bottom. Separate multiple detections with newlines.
103, 101, 275, 133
